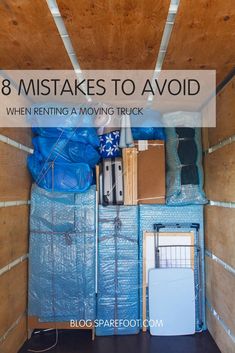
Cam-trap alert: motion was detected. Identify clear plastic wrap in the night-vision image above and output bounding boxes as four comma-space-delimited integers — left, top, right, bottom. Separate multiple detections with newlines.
28, 184, 96, 322
165, 127, 207, 205
139, 204, 206, 332
96, 206, 140, 335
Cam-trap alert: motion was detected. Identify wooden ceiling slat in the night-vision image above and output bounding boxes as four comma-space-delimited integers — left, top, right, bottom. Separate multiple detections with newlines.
0, 0, 72, 69
57, 0, 170, 69
163, 0, 235, 84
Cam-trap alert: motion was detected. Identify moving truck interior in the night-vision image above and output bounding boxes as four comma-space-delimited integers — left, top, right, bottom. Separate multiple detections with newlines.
0, 1, 234, 353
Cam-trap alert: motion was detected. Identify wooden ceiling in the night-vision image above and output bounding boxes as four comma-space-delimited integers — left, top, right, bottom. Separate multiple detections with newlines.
57, 0, 170, 69
0, 0, 234, 84
163, 0, 235, 84
0, 0, 72, 69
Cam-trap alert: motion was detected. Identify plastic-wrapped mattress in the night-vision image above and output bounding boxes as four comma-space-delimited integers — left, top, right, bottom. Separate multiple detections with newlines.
96, 206, 140, 335
28, 184, 96, 322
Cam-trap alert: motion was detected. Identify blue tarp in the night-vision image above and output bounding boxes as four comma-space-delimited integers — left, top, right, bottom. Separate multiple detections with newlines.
28, 152, 93, 193
96, 206, 140, 335
32, 136, 100, 167
131, 109, 165, 141
32, 127, 100, 147
28, 184, 96, 322
28, 122, 100, 192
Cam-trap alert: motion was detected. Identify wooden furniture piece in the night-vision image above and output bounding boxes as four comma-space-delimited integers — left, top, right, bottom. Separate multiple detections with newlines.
123, 147, 138, 205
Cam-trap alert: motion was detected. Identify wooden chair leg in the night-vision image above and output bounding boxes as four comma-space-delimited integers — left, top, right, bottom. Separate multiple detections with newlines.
92, 326, 95, 341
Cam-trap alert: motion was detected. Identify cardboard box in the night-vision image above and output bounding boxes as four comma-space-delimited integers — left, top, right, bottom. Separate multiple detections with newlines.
135, 140, 165, 204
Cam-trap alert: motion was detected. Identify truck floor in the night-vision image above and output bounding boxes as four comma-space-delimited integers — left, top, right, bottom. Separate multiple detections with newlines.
19, 330, 221, 353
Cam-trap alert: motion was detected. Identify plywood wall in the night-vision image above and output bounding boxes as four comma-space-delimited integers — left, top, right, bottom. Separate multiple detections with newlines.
207, 78, 235, 145
204, 76, 235, 353
204, 143, 235, 203
206, 257, 235, 335
0, 316, 27, 353
0, 261, 27, 338
0, 129, 32, 147
0, 142, 31, 202
0, 131, 31, 352
207, 308, 235, 353
205, 206, 235, 269
0, 206, 29, 269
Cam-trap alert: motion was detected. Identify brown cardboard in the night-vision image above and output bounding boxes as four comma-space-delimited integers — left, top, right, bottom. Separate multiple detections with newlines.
135, 140, 165, 204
